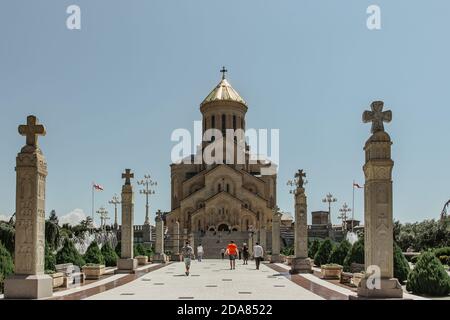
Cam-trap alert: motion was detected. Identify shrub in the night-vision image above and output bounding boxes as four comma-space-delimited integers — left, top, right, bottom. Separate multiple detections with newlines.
84, 241, 105, 265
56, 238, 85, 267
45, 243, 56, 272
0, 241, 14, 293
0, 223, 15, 255
101, 242, 118, 267
308, 239, 321, 259
411, 255, 419, 264
438, 255, 449, 266
329, 240, 351, 266
406, 250, 450, 296
393, 242, 410, 283
115, 241, 121, 257
314, 239, 334, 267
45, 220, 60, 250
434, 247, 450, 259
134, 244, 146, 257
343, 239, 364, 272
281, 246, 294, 256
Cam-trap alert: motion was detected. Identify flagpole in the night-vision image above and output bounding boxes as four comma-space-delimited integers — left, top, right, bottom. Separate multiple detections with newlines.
352, 180, 355, 233
92, 183, 95, 220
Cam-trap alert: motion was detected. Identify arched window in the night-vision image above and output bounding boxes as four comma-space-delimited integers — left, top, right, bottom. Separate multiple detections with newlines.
233, 115, 236, 130
226, 184, 230, 192
211, 115, 215, 128
218, 184, 222, 192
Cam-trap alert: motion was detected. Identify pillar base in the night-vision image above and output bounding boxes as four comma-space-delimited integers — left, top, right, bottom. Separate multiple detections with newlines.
270, 254, 284, 263
4, 274, 53, 299
289, 257, 312, 274
115, 258, 137, 274
152, 253, 167, 263
356, 277, 403, 299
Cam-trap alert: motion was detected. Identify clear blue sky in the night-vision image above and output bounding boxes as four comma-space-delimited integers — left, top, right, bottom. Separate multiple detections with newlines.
0, 0, 449, 226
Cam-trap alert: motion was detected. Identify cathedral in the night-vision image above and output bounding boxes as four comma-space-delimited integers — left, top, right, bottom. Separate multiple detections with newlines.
165, 70, 277, 253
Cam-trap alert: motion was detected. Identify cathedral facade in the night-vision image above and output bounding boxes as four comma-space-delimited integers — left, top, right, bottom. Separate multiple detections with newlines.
165, 71, 277, 250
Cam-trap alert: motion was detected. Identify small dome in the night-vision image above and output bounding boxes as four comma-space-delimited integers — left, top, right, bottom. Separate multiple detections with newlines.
201, 78, 247, 106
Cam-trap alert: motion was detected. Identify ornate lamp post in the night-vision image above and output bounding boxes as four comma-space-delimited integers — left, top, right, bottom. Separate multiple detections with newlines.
108, 194, 121, 230
137, 174, 157, 225
338, 203, 351, 231
96, 206, 109, 230
322, 193, 337, 225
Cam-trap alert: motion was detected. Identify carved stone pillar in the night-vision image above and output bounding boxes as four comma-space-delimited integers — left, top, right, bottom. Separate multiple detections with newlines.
270, 208, 283, 263
153, 211, 166, 263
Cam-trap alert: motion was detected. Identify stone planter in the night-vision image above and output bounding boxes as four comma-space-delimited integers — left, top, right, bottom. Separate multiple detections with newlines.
321, 264, 343, 279
136, 256, 149, 265
352, 272, 364, 287
50, 272, 64, 288
82, 264, 105, 280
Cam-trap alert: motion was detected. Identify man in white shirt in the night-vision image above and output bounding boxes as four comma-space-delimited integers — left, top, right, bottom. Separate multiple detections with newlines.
253, 242, 264, 270
197, 244, 204, 262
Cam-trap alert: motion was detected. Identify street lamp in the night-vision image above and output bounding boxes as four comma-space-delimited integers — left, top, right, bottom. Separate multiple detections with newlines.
137, 174, 157, 225
338, 203, 352, 231
322, 193, 337, 225
108, 194, 121, 230
96, 206, 109, 230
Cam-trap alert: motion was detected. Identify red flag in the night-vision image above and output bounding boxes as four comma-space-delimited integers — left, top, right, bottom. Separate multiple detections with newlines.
353, 182, 363, 189
93, 183, 104, 191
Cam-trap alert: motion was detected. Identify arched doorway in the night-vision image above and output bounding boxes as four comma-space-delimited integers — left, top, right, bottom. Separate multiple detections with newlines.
218, 224, 229, 231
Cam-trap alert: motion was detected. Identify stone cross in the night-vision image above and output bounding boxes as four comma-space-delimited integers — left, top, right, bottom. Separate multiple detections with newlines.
5, 115, 52, 299
18, 115, 46, 149
295, 170, 306, 189
122, 169, 134, 185
363, 101, 392, 134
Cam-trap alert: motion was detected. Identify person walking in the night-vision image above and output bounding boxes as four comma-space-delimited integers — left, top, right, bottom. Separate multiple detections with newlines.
181, 241, 195, 276
220, 248, 225, 260
225, 240, 239, 270
197, 244, 204, 262
253, 242, 264, 270
242, 243, 249, 265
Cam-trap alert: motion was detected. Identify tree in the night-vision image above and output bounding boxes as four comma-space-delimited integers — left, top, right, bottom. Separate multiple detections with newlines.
343, 239, 365, 271
84, 241, 105, 265
308, 239, 321, 259
45, 219, 60, 250
393, 242, 410, 283
101, 242, 118, 267
49, 210, 59, 225
406, 250, 450, 296
0, 222, 15, 255
45, 243, 56, 272
314, 239, 334, 267
134, 244, 146, 256
0, 241, 14, 293
329, 240, 351, 266
56, 238, 85, 267
115, 241, 121, 257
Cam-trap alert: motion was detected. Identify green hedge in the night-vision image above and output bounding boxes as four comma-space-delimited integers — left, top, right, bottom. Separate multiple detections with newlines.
329, 240, 351, 266
393, 242, 410, 283
101, 243, 118, 267
56, 238, 85, 268
84, 241, 105, 265
314, 239, 334, 267
308, 240, 321, 259
343, 239, 365, 271
406, 250, 450, 296
0, 241, 14, 293
45, 243, 56, 272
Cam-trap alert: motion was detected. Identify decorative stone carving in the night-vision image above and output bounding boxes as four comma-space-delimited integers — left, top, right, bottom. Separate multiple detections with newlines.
356, 101, 403, 299
153, 210, 167, 263
116, 169, 138, 273
5, 115, 52, 299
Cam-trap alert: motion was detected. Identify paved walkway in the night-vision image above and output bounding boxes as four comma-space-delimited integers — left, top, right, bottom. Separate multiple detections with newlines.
86, 259, 324, 300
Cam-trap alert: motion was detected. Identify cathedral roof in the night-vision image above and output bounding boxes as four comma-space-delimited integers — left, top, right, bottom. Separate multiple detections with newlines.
201, 78, 247, 106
